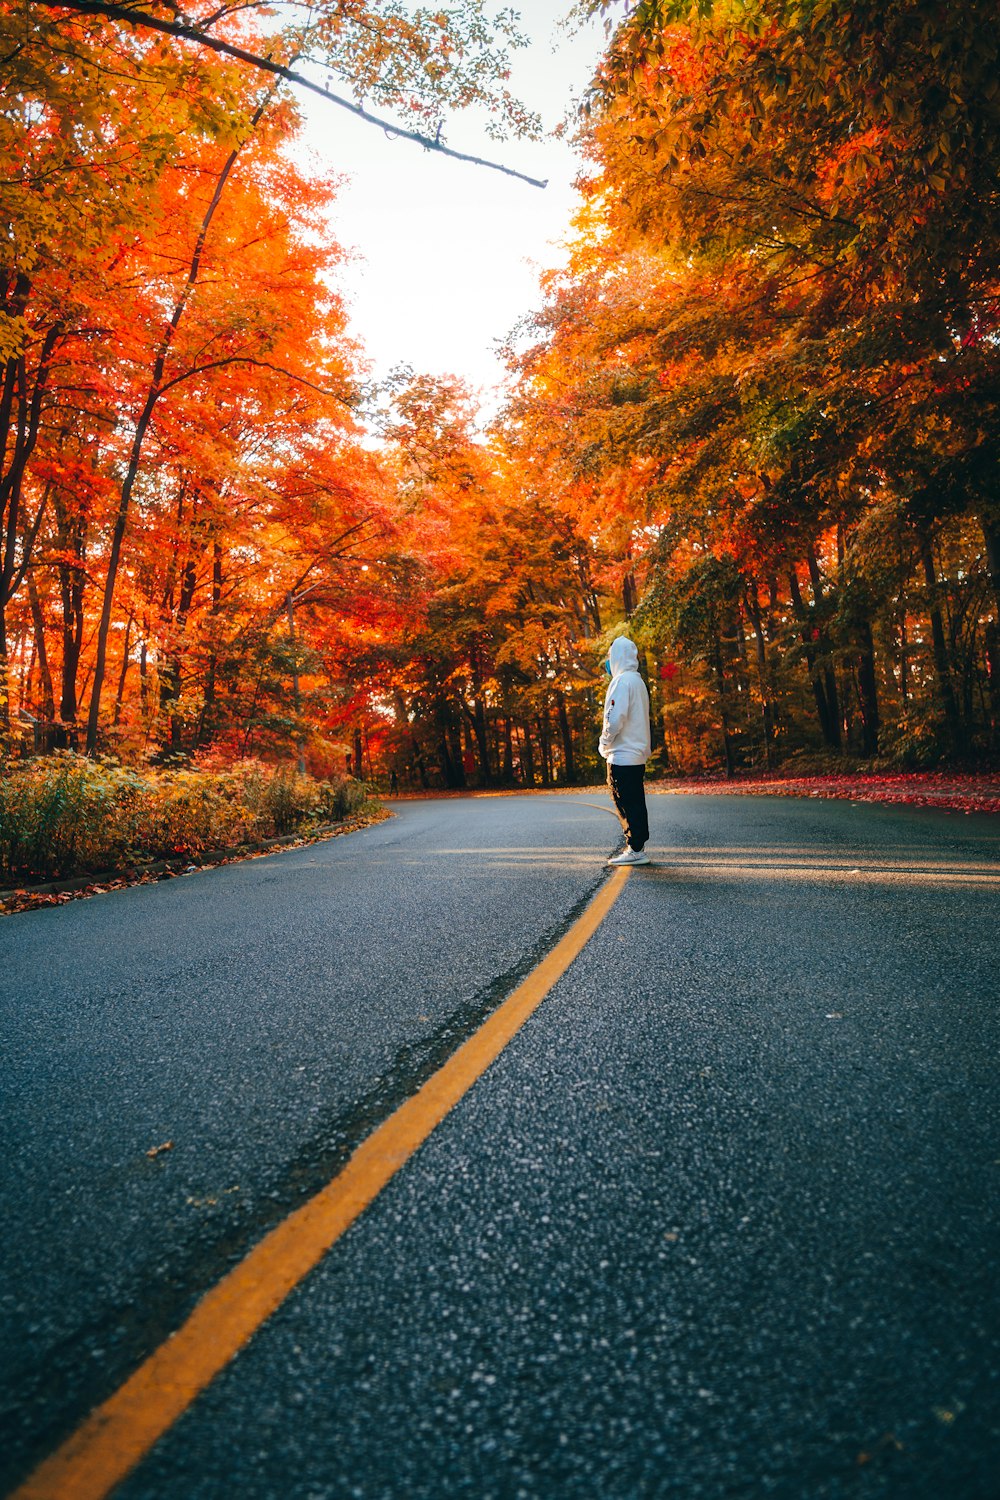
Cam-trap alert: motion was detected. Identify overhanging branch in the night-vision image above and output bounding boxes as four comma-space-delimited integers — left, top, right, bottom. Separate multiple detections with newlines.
153, 355, 357, 408
35, 0, 549, 189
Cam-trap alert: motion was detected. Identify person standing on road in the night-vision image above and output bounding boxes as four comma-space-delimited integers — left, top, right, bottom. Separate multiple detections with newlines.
599, 635, 652, 866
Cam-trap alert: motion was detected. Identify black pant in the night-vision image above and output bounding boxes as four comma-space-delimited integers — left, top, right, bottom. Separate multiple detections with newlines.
608, 762, 649, 851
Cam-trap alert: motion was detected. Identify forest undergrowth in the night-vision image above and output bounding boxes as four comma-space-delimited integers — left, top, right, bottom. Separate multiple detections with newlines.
0, 755, 377, 890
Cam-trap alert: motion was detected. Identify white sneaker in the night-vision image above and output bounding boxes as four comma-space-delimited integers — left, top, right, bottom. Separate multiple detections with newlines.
607, 848, 650, 866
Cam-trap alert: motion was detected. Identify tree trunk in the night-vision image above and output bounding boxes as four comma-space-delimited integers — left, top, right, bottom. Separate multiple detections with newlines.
519, 720, 535, 787
537, 710, 552, 786
436, 699, 463, 788
57, 619, 82, 748
982, 512, 1000, 617
981, 514, 1000, 749
856, 618, 880, 757
113, 615, 132, 728
158, 659, 181, 752
920, 534, 963, 750
576, 554, 602, 635
806, 545, 841, 743
622, 569, 638, 619
27, 574, 55, 748
985, 625, 1000, 749
139, 637, 149, 718
197, 541, 224, 747
160, 538, 199, 755
0, 305, 60, 631
710, 627, 736, 778
556, 690, 575, 783
743, 587, 775, 770
788, 568, 840, 748
53, 489, 86, 748
473, 696, 491, 785
0, 608, 10, 745
22, 637, 36, 716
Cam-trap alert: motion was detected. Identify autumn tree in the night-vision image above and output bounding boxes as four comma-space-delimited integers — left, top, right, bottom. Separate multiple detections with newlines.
0, 2, 235, 735
1, 0, 546, 766
498, 0, 1000, 769
369, 373, 601, 788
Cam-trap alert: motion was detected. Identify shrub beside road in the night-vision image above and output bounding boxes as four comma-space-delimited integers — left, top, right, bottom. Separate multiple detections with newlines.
0, 754, 376, 889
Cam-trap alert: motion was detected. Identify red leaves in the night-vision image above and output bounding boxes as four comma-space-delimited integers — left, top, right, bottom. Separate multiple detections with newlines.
649, 771, 1000, 815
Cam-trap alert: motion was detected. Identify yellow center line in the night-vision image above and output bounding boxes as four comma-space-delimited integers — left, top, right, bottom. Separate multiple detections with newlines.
13, 866, 631, 1500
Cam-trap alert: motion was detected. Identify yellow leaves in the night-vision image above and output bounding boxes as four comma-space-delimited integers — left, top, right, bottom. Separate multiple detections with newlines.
0, 312, 29, 363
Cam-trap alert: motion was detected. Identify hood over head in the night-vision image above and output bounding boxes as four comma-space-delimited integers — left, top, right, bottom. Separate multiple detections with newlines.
607, 635, 640, 676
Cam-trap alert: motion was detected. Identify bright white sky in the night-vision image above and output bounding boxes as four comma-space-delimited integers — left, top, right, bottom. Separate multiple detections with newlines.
293, 2, 610, 412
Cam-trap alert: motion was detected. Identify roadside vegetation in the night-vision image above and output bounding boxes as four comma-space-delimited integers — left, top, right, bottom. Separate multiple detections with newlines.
0, 756, 372, 885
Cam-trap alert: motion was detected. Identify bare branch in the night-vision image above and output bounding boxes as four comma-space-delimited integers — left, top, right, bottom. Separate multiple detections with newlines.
152, 355, 356, 408
34, 0, 549, 189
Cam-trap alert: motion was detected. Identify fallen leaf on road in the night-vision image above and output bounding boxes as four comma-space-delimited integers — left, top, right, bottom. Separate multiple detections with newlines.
857, 1432, 903, 1465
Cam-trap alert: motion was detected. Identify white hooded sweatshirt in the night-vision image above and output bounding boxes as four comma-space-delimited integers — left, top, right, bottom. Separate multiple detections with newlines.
599, 636, 651, 765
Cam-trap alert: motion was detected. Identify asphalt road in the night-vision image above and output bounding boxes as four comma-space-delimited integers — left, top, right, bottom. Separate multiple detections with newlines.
2, 791, 999, 1498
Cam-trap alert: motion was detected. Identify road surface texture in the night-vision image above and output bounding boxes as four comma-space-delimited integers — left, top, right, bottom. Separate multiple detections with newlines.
2, 792, 998, 1498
